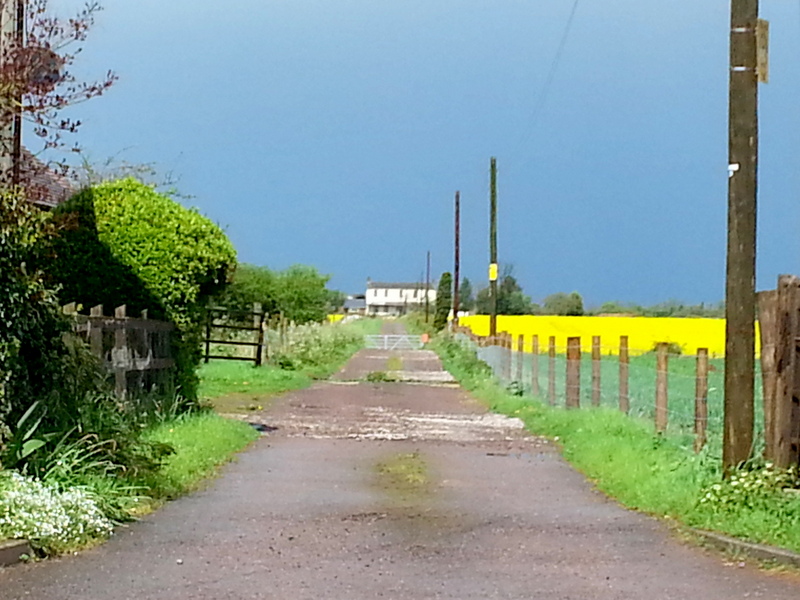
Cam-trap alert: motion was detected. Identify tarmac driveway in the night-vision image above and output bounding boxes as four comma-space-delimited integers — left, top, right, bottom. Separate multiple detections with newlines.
1, 347, 799, 599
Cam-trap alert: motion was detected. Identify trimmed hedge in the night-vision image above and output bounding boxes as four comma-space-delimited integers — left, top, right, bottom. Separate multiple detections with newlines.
49, 179, 237, 400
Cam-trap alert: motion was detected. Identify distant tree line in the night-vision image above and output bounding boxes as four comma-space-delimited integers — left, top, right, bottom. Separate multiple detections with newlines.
453, 265, 724, 318
215, 263, 344, 324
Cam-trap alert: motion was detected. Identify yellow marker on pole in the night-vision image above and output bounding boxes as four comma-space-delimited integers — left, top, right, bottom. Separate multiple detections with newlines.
489, 263, 498, 282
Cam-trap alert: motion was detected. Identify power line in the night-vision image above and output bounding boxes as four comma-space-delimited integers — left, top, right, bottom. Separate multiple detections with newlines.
515, 0, 582, 150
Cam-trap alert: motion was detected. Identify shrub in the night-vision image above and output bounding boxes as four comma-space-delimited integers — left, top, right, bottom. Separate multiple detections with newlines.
0, 471, 114, 554
269, 322, 363, 372
433, 272, 452, 331
216, 263, 332, 324
48, 179, 237, 401
543, 291, 585, 316
0, 190, 72, 436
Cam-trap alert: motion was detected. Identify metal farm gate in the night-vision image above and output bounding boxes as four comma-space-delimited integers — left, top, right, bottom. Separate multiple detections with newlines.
364, 335, 424, 351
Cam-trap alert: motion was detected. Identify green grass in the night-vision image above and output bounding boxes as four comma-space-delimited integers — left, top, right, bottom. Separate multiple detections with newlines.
199, 317, 382, 408
433, 335, 800, 555
198, 361, 311, 407
493, 348, 765, 455
134, 411, 259, 500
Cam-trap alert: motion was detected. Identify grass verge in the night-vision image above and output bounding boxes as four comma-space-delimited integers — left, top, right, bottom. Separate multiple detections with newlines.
133, 411, 259, 501
198, 362, 311, 409
432, 334, 800, 555
199, 317, 381, 410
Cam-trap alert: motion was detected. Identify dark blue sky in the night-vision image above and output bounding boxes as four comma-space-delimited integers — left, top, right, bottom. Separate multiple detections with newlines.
50, 1, 800, 306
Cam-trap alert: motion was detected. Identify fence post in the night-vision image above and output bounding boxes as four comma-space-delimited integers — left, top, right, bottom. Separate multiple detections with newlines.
757, 289, 778, 461
592, 335, 601, 407
566, 337, 581, 408
504, 333, 513, 383
114, 305, 128, 399
655, 342, 669, 433
89, 304, 103, 357
516, 334, 525, 386
695, 348, 709, 453
253, 302, 264, 367
531, 335, 540, 398
204, 308, 212, 364
548, 336, 556, 405
619, 336, 630, 414
774, 275, 800, 469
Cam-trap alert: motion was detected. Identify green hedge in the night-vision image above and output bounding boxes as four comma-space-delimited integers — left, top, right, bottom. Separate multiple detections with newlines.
49, 179, 237, 400
0, 191, 70, 431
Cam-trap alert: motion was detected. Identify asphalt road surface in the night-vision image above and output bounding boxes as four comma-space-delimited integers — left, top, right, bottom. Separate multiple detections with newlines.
2, 342, 799, 599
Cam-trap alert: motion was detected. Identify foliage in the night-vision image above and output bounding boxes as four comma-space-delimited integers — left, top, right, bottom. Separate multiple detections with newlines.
365, 371, 397, 383
433, 272, 452, 331
475, 266, 534, 315
269, 321, 364, 374
215, 263, 277, 317
198, 362, 311, 405
402, 310, 436, 336
48, 178, 237, 400
0, 1, 116, 185
542, 291, 584, 316
133, 412, 258, 501
0, 471, 113, 555
590, 300, 726, 319
0, 189, 182, 478
698, 465, 798, 515
0, 409, 258, 555
274, 265, 332, 324
458, 277, 474, 312
38, 434, 155, 522
326, 289, 347, 313
0, 190, 73, 436
216, 262, 333, 324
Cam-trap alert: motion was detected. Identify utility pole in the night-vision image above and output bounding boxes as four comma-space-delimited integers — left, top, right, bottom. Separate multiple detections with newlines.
453, 190, 461, 326
11, 0, 22, 187
425, 250, 431, 324
0, 0, 16, 183
724, 0, 761, 471
489, 157, 498, 339
0, 0, 23, 186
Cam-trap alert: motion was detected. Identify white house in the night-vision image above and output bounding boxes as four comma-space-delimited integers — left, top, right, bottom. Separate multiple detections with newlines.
365, 281, 436, 316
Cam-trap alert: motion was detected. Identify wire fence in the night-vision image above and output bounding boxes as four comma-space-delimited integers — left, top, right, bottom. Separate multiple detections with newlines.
455, 330, 764, 455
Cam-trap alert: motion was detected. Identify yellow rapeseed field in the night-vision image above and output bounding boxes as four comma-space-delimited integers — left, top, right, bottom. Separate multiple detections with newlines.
458, 315, 761, 358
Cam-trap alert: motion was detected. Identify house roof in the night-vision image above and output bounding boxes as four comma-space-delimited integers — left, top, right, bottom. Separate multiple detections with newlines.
20, 149, 75, 209
367, 281, 428, 290
344, 298, 366, 310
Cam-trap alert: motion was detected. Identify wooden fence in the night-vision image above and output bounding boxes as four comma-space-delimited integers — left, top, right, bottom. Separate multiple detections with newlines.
203, 304, 266, 366
452, 325, 712, 453
64, 303, 175, 399
758, 275, 800, 469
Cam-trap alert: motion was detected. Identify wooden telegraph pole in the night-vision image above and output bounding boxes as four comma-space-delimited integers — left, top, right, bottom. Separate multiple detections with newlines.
0, 0, 23, 185
489, 158, 498, 339
724, 0, 765, 470
453, 191, 461, 326
425, 250, 431, 323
